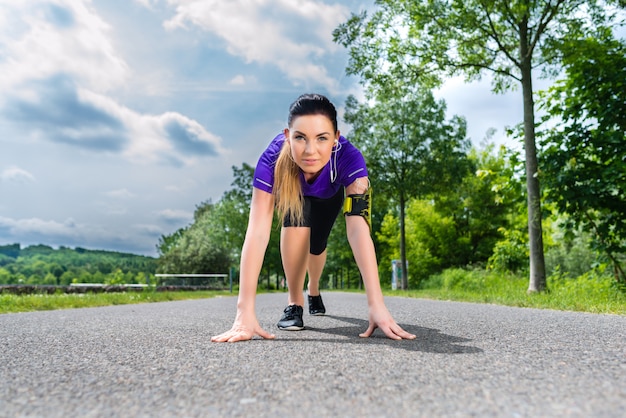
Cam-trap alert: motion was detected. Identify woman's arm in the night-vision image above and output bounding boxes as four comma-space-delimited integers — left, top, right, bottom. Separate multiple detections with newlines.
345, 177, 416, 340
211, 187, 276, 342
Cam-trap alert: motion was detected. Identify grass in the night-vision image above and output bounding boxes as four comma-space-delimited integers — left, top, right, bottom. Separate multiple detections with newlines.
0, 289, 233, 315
386, 268, 626, 315
1, 269, 625, 315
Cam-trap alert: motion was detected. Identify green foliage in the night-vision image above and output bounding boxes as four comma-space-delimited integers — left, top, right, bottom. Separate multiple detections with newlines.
422, 268, 493, 293
487, 228, 529, 273
538, 32, 626, 282
344, 88, 469, 289
157, 227, 187, 257
0, 290, 233, 315
0, 244, 156, 285
404, 199, 456, 284
325, 210, 361, 289
334, 0, 618, 94
156, 201, 232, 275
334, 0, 623, 293
544, 226, 599, 279
155, 163, 283, 284
375, 143, 523, 285
105, 269, 131, 286
413, 266, 625, 314
376, 211, 401, 285
0, 243, 21, 258
546, 264, 625, 311
344, 89, 468, 200
435, 143, 523, 266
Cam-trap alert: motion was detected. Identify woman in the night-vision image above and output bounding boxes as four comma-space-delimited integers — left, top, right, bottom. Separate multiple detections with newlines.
211, 93, 415, 342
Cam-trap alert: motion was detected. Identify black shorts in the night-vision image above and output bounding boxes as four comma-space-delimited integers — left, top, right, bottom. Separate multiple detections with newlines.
283, 188, 344, 255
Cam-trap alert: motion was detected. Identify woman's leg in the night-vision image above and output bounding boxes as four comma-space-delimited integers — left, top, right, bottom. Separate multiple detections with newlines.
307, 250, 327, 296
280, 226, 310, 307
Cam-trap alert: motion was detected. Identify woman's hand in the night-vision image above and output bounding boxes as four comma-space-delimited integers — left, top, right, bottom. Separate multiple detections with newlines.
359, 304, 416, 340
211, 310, 275, 343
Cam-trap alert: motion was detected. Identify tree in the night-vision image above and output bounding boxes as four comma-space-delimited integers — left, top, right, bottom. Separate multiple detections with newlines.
0, 243, 20, 258
156, 227, 187, 257
211, 163, 282, 288
334, 0, 622, 292
156, 201, 232, 275
538, 31, 626, 283
437, 142, 522, 266
155, 163, 283, 287
344, 88, 469, 289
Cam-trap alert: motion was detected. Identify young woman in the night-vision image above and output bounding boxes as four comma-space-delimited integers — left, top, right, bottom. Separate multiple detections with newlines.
211, 93, 415, 342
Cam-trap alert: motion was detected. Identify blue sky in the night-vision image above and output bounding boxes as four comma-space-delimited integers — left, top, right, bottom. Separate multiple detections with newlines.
0, 0, 527, 256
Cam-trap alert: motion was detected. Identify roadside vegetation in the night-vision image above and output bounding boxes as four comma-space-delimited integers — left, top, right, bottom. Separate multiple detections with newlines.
402, 268, 626, 315
2, 267, 624, 315
0, 290, 232, 315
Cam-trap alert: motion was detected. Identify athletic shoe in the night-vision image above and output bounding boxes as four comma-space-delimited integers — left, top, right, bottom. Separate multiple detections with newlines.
308, 294, 326, 316
277, 304, 304, 330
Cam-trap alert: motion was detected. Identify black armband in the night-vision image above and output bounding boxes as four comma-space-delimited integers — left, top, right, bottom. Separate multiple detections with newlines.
343, 188, 372, 231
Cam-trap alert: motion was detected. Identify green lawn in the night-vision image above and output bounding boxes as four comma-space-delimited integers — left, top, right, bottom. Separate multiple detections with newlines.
0, 290, 231, 314
389, 268, 626, 315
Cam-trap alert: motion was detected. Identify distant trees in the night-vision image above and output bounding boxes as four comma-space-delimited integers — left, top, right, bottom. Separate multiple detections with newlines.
155, 201, 232, 275
0, 244, 156, 285
344, 88, 470, 288
156, 164, 283, 288
373, 142, 521, 286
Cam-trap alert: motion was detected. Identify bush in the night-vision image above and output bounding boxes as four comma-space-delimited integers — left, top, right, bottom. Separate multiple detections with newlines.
544, 228, 598, 278
487, 228, 528, 273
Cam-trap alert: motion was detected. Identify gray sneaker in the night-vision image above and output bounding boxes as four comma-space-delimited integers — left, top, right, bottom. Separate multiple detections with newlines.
277, 305, 304, 330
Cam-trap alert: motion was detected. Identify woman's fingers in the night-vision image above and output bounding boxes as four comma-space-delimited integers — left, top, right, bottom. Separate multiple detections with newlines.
254, 327, 276, 340
359, 323, 376, 338
387, 325, 416, 340
380, 325, 403, 340
210, 332, 237, 342
361, 322, 416, 340
395, 327, 417, 340
211, 327, 275, 343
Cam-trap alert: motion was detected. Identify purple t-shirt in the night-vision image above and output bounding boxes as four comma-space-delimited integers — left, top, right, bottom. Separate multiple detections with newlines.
253, 133, 368, 199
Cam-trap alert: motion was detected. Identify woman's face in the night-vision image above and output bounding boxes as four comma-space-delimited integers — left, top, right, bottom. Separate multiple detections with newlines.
285, 114, 339, 181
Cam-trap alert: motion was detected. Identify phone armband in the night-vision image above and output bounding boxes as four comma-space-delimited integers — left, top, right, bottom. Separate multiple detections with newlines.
343, 188, 372, 231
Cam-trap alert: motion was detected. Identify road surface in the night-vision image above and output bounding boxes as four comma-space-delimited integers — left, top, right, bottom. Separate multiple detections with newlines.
1, 292, 624, 417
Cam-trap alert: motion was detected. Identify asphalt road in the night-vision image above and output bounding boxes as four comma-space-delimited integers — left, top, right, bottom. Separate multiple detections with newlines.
1, 292, 624, 418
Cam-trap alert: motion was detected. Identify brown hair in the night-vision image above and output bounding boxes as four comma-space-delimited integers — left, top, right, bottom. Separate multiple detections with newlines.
273, 94, 338, 225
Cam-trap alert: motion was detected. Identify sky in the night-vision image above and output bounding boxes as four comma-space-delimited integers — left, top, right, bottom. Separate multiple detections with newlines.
0, 0, 528, 257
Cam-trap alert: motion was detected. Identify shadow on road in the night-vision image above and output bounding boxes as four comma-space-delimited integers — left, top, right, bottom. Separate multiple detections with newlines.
295, 315, 483, 354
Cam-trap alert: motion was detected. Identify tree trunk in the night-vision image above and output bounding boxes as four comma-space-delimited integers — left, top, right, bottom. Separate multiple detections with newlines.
520, 18, 547, 293
399, 193, 409, 290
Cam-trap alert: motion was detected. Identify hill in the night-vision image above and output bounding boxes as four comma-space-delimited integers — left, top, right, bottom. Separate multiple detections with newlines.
0, 243, 157, 285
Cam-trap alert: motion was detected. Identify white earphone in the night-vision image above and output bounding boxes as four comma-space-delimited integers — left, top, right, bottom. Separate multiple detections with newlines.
330, 138, 341, 183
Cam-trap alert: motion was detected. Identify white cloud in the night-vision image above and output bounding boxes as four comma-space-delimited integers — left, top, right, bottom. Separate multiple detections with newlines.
163, 179, 198, 194
0, 216, 82, 240
133, 0, 157, 10
103, 188, 134, 198
156, 209, 193, 225
134, 223, 164, 235
163, 0, 349, 92
0, 0, 226, 167
229, 75, 246, 86
0, 0, 128, 93
0, 215, 162, 255
0, 166, 36, 183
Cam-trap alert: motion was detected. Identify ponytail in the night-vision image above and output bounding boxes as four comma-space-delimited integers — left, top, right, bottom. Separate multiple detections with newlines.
273, 142, 304, 225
